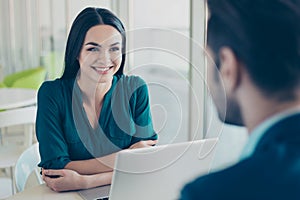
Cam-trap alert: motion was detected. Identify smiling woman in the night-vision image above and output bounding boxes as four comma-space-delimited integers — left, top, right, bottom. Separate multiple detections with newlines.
35, 7, 158, 192
78, 25, 123, 85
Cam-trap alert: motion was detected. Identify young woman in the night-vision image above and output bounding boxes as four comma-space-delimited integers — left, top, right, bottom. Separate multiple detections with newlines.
36, 7, 158, 192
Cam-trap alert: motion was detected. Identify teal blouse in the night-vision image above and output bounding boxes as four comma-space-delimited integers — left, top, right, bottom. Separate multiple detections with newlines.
36, 75, 157, 169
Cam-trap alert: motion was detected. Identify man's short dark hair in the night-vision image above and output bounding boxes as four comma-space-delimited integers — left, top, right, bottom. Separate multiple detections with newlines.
207, 0, 300, 100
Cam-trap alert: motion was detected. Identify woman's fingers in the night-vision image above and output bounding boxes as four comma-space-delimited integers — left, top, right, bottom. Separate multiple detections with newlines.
129, 140, 158, 149
146, 140, 158, 146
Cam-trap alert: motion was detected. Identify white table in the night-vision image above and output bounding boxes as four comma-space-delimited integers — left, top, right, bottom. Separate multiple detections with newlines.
0, 88, 37, 146
0, 88, 37, 110
0, 88, 37, 197
6, 184, 83, 200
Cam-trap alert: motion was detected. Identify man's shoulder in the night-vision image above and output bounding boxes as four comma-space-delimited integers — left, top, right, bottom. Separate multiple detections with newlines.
180, 150, 300, 200
181, 158, 254, 199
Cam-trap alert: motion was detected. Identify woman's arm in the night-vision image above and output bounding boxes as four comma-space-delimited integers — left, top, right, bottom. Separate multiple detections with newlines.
36, 82, 72, 169
43, 169, 112, 192
64, 153, 116, 175
64, 140, 157, 175
43, 139, 156, 192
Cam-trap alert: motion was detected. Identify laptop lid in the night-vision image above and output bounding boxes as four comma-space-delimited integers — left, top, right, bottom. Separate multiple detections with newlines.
78, 185, 110, 200
109, 138, 218, 200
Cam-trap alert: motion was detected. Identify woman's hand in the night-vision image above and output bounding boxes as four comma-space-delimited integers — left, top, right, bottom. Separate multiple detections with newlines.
42, 168, 113, 192
42, 168, 85, 192
129, 140, 158, 149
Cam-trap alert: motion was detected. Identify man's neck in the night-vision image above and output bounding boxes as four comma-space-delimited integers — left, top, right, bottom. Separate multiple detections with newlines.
240, 92, 300, 133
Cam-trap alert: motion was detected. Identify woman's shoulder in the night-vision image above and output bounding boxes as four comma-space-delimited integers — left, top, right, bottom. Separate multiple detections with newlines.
113, 75, 148, 98
38, 78, 74, 98
40, 78, 74, 90
38, 79, 59, 94
40, 78, 60, 88
115, 74, 146, 86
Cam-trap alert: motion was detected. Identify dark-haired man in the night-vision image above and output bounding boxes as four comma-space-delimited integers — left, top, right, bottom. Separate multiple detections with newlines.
181, 0, 300, 199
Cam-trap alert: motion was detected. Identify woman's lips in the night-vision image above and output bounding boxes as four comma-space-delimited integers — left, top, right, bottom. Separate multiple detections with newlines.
91, 66, 113, 74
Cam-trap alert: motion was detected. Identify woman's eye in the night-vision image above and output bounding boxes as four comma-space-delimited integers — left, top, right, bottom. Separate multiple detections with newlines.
110, 47, 120, 52
87, 47, 99, 52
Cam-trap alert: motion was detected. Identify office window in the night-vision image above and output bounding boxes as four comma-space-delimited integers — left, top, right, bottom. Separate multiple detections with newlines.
127, 0, 191, 144
0, 0, 111, 79
39, 0, 111, 79
0, 0, 40, 76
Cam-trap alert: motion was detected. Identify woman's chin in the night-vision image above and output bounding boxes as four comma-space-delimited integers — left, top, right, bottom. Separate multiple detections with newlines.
96, 76, 113, 84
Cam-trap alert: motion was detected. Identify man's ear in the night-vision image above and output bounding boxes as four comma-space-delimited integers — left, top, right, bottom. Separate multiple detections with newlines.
219, 47, 241, 93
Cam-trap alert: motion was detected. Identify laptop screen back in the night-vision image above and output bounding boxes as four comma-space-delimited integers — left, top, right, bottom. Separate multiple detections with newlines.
109, 138, 218, 200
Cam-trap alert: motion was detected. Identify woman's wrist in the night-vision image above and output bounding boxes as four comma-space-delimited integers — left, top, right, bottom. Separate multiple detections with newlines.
80, 172, 113, 190
79, 174, 90, 189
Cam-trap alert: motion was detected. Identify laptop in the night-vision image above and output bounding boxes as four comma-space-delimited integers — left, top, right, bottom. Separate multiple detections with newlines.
78, 138, 218, 200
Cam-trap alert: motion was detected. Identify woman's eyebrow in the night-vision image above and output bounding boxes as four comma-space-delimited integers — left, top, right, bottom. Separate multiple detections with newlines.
85, 42, 120, 47
85, 42, 101, 47
110, 42, 120, 46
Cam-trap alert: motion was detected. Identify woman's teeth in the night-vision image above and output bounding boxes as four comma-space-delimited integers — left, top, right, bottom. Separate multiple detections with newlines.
93, 67, 111, 72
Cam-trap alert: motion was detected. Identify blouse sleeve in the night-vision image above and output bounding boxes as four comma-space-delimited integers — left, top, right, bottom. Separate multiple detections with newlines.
130, 77, 158, 145
36, 81, 71, 169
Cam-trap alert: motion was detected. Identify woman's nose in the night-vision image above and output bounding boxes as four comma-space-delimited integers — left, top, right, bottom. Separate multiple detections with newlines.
97, 51, 111, 65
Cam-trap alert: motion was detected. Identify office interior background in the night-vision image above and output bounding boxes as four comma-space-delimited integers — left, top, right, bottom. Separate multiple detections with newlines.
0, 0, 247, 174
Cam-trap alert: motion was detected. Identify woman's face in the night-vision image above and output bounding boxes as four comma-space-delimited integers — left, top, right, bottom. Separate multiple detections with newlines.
78, 25, 123, 84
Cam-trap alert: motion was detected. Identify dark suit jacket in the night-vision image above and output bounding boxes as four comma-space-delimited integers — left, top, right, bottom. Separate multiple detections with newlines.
180, 113, 300, 200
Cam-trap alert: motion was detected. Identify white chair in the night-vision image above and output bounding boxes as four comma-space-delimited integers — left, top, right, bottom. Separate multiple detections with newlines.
0, 106, 37, 197
14, 142, 43, 192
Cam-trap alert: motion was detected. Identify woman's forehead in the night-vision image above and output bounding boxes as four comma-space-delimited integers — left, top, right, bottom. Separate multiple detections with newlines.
84, 25, 122, 46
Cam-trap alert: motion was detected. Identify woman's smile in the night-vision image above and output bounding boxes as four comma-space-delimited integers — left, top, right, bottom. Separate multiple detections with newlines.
91, 66, 114, 75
